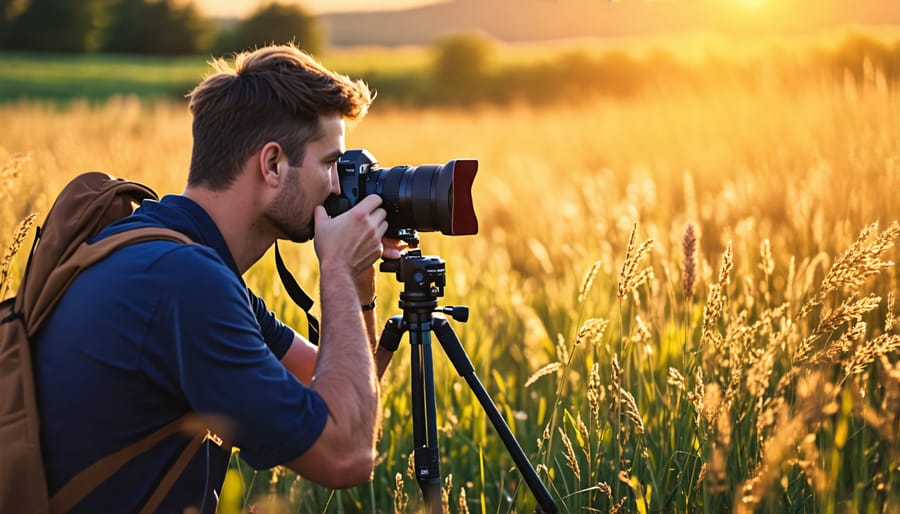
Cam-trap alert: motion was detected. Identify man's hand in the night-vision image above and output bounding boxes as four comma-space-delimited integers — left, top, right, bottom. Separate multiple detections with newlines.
354, 236, 409, 304
381, 236, 408, 260
313, 195, 387, 277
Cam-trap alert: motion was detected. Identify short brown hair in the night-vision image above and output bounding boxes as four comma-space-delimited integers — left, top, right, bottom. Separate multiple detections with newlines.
186, 44, 373, 190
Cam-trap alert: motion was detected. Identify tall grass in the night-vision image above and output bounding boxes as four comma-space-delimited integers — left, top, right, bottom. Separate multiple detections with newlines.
1, 55, 898, 512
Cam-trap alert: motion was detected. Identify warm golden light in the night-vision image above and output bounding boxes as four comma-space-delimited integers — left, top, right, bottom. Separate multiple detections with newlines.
734, 0, 767, 7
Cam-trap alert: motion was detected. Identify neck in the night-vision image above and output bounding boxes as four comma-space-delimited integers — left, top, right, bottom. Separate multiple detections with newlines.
182, 182, 275, 274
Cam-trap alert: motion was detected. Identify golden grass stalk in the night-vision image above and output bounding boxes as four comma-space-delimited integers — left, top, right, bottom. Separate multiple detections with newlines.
441, 474, 452, 514
0, 153, 29, 204
667, 367, 686, 391
697, 380, 732, 500
787, 434, 826, 495
785, 256, 797, 304
718, 241, 734, 289
799, 221, 899, 318
879, 355, 900, 424
555, 333, 569, 364
738, 394, 824, 512
575, 318, 610, 346
525, 362, 562, 387
618, 387, 645, 435
559, 427, 582, 481
687, 367, 706, 419
682, 222, 698, 299
701, 242, 733, 347
759, 239, 774, 277
617, 222, 654, 300
0, 212, 37, 301
746, 345, 776, 399
576, 413, 590, 458
813, 293, 882, 336
855, 386, 898, 444
578, 259, 601, 303
807, 320, 866, 365
701, 284, 724, 346
587, 362, 603, 428
886, 291, 895, 333
457, 487, 469, 514
393, 473, 408, 514
796, 294, 882, 362
845, 332, 900, 376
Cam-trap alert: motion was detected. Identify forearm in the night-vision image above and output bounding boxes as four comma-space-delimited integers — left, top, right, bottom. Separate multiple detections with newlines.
280, 334, 317, 385
363, 308, 377, 353
310, 265, 379, 445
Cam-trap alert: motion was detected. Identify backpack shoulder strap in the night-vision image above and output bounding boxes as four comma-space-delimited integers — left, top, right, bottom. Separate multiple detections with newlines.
49, 414, 205, 514
20, 173, 159, 319
26, 227, 192, 337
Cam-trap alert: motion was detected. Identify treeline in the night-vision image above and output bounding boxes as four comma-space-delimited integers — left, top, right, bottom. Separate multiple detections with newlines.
382, 31, 900, 106
0, 0, 323, 55
2, 0, 900, 107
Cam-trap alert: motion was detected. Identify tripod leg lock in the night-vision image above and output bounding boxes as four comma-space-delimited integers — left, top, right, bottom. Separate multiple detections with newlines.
378, 315, 406, 352
414, 446, 441, 480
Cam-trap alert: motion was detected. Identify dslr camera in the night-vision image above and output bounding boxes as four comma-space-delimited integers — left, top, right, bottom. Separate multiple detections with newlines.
324, 149, 478, 237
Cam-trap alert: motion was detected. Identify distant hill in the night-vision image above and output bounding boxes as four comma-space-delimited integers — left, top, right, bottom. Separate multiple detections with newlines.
321, 0, 900, 47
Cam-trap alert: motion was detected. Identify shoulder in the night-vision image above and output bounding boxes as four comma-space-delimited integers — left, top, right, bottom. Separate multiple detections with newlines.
147, 242, 243, 298
96, 240, 242, 306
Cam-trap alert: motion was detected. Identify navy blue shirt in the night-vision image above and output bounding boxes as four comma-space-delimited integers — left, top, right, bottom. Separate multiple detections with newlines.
34, 195, 329, 513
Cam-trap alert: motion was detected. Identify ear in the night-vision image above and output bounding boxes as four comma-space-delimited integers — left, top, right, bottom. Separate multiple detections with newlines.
258, 142, 285, 187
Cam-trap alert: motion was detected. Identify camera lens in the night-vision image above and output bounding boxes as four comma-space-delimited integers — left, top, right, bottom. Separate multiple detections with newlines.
325, 149, 478, 236
377, 160, 477, 236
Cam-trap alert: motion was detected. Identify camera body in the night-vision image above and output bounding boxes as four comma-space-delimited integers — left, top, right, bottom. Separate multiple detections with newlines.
324, 149, 478, 237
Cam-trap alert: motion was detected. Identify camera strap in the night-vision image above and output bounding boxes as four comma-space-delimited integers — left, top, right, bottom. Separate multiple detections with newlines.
274, 241, 320, 345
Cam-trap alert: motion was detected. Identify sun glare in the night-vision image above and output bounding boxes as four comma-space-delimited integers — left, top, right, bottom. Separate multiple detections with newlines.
711, 0, 807, 35
735, 0, 767, 7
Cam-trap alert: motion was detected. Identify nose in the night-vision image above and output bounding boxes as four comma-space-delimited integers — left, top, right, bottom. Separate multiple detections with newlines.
330, 163, 341, 195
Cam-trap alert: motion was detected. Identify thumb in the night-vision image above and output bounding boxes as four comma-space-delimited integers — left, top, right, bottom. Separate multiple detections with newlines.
314, 205, 330, 224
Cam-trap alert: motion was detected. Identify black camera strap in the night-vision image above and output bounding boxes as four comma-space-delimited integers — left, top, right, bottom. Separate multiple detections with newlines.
274, 241, 320, 346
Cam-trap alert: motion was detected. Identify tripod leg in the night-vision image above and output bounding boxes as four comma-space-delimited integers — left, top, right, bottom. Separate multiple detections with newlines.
432, 317, 558, 514
409, 322, 443, 513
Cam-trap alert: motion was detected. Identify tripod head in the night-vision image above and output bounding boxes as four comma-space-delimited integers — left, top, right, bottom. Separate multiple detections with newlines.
380, 249, 445, 301
380, 231, 468, 322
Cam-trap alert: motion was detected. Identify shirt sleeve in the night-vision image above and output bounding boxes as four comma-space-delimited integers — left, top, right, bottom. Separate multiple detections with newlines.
150, 245, 328, 470
247, 290, 294, 360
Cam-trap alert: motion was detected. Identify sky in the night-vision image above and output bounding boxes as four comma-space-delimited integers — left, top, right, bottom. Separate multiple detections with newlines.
195, 0, 444, 18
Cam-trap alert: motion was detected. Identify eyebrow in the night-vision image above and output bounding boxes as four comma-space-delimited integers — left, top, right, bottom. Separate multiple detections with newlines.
323, 150, 343, 162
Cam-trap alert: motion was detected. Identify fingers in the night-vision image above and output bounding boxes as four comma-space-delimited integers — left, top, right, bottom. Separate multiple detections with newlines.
381, 236, 408, 260
314, 204, 330, 225
357, 194, 383, 212
314, 196, 389, 276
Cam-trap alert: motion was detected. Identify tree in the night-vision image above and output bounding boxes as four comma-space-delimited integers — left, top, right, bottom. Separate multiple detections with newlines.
430, 31, 495, 103
3, 0, 113, 52
103, 0, 213, 55
217, 2, 323, 56
0, 0, 29, 44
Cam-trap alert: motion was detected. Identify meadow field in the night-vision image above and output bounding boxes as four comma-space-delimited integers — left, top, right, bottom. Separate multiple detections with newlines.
1, 38, 899, 513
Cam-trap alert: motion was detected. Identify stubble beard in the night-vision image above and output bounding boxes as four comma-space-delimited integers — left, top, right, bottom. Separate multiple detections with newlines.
265, 166, 315, 243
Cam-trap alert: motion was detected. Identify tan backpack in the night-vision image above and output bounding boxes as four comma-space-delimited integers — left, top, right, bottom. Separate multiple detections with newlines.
0, 172, 206, 514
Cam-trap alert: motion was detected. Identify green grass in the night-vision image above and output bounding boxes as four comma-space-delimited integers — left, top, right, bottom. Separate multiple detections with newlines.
0, 49, 430, 104
0, 52, 210, 102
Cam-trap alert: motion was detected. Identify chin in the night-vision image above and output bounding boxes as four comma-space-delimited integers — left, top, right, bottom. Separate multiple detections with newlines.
288, 224, 314, 243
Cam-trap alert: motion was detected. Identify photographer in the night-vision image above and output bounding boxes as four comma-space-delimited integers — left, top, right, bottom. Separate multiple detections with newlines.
33, 43, 398, 513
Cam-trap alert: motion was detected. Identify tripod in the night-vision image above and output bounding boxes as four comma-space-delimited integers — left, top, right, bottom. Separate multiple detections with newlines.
378, 241, 557, 514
